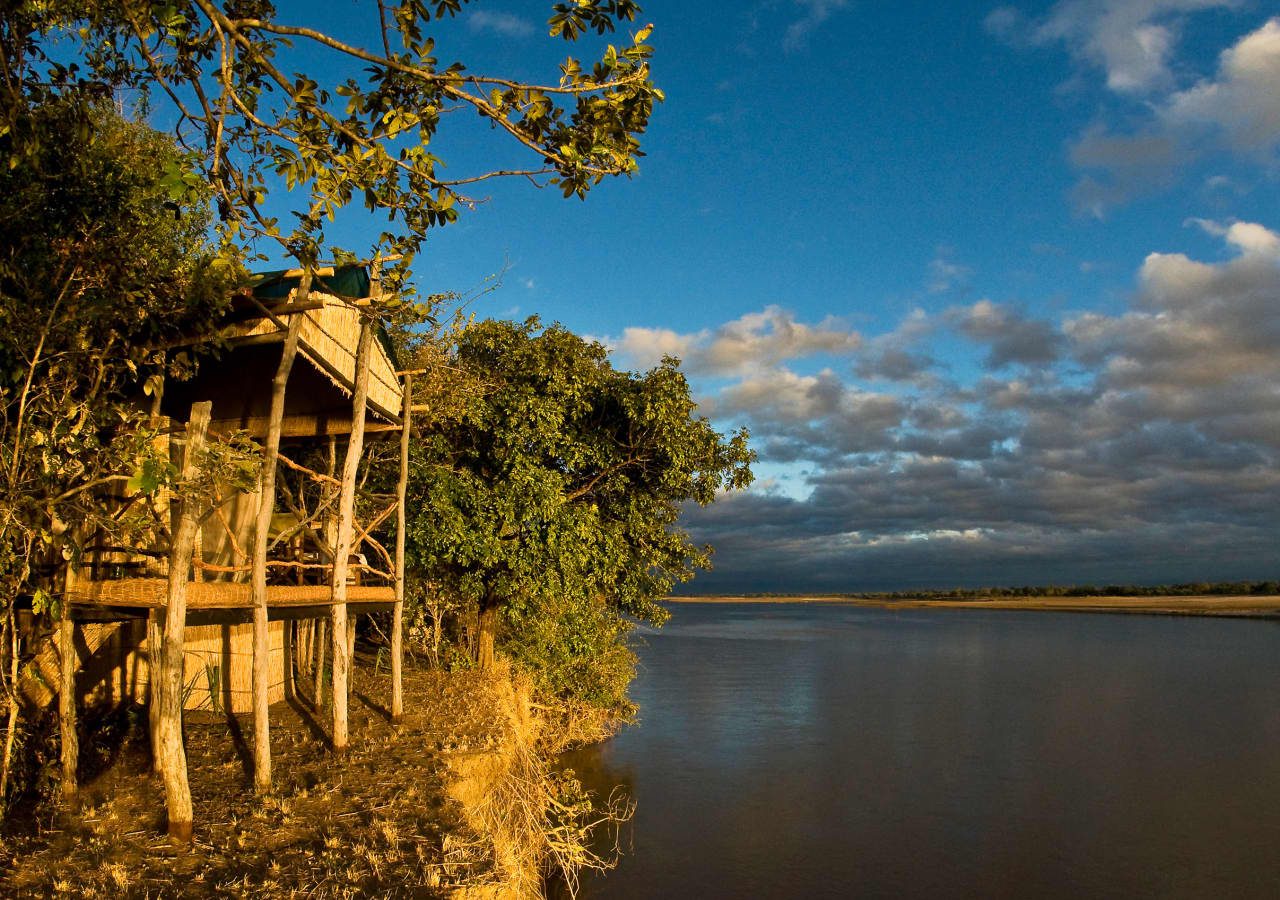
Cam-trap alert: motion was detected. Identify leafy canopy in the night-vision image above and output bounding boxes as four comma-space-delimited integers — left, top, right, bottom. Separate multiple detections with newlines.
0, 98, 249, 626
406, 318, 753, 706
2, 1, 662, 274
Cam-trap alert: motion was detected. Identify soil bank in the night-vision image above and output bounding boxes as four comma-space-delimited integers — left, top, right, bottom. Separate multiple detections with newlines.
1, 658, 545, 898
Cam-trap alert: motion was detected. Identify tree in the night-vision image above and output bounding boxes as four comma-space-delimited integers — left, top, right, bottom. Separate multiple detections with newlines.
3, 1, 662, 275
0, 98, 239, 811
404, 319, 753, 727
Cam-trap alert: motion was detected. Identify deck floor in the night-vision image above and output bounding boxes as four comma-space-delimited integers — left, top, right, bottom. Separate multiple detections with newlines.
72, 578, 394, 610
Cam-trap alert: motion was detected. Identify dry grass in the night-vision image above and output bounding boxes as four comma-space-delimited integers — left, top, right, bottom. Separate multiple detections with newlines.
0, 657, 518, 897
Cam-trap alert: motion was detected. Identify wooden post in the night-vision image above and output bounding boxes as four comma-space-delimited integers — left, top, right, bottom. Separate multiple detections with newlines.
249, 278, 307, 794
391, 374, 411, 721
158, 401, 211, 843
312, 618, 326, 706
147, 610, 162, 773
330, 320, 373, 752
58, 559, 79, 804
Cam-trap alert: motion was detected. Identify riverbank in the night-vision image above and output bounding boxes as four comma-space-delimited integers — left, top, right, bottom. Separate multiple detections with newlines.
668, 594, 1280, 617
0, 659, 555, 897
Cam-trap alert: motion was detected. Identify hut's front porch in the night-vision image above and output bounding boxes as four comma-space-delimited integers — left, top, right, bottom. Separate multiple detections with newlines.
48, 581, 397, 715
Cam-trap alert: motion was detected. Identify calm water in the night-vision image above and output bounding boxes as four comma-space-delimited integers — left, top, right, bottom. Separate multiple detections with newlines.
562, 603, 1280, 899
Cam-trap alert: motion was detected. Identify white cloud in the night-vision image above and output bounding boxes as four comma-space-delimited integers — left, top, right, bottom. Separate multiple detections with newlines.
1031, 0, 1238, 94
612, 306, 862, 376
468, 11, 536, 39
782, 0, 851, 53
1162, 17, 1280, 151
927, 248, 973, 294
1054, 17, 1280, 214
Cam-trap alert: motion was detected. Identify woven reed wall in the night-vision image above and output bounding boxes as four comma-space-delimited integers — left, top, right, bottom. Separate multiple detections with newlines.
54, 621, 294, 714
181, 622, 288, 713
230, 291, 401, 417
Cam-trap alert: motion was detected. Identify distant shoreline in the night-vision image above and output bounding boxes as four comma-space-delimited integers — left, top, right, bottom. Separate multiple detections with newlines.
665, 594, 1280, 618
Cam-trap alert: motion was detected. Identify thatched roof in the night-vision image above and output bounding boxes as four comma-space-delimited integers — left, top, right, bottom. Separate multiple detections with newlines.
225, 267, 402, 421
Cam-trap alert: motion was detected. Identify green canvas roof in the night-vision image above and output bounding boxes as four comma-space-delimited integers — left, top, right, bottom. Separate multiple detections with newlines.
249, 265, 372, 301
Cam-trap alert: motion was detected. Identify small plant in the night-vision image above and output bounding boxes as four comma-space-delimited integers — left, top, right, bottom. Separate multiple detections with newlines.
204, 663, 222, 715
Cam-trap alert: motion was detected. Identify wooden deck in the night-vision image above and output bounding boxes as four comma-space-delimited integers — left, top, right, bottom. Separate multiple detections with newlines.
70, 578, 394, 622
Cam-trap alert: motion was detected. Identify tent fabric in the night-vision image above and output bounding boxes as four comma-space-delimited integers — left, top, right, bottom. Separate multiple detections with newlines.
249, 265, 372, 301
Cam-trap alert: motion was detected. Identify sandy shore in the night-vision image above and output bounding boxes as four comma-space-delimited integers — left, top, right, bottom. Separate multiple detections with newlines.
666, 594, 1280, 618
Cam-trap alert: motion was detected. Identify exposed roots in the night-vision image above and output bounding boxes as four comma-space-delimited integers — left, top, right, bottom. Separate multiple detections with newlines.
452, 669, 633, 899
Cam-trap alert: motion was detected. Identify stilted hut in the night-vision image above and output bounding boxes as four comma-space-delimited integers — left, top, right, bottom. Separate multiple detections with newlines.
42, 265, 414, 836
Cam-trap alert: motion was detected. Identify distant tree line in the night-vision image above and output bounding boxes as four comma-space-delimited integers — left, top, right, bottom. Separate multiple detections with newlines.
727, 581, 1280, 601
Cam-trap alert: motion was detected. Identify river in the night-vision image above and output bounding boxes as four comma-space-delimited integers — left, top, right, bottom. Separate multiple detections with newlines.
561, 602, 1280, 899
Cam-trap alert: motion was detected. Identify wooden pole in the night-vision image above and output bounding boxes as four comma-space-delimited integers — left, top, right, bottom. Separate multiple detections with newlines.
330, 320, 373, 752
312, 618, 326, 707
147, 609, 162, 772
249, 279, 307, 794
391, 374, 411, 721
58, 558, 79, 804
147, 378, 166, 767
158, 401, 211, 843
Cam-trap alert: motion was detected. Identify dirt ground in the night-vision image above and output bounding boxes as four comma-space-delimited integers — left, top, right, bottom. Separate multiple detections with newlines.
1, 653, 514, 898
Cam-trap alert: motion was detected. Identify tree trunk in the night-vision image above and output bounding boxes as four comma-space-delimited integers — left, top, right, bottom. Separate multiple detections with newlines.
250, 288, 305, 794
330, 320, 373, 752
59, 561, 79, 804
391, 373, 411, 722
0, 608, 21, 813
157, 401, 211, 843
476, 593, 498, 671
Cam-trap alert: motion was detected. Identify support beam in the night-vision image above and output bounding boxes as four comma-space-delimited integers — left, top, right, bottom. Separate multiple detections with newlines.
250, 278, 307, 794
330, 320, 373, 752
392, 374, 412, 722
59, 559, 79, 804
158, 401, 212, 843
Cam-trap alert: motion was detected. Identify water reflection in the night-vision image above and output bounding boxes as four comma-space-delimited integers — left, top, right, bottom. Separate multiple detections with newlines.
565, 604, 1280, 899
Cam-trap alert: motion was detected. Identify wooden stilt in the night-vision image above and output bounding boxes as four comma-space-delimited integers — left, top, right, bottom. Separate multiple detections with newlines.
312, 618, 326, 707
147, 609, 162, 773
283, 623, 296, 702
330, 320, 373, 753
58, 560, 79, 804
250, 281, 306, 794
158, 401, 212, 843
313, 435, 335, 708
391, 374, 412, 722
146, 376, 166, 769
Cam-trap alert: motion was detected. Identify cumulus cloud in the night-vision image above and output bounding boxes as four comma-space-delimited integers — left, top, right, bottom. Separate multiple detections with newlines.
660, 221, 1280, 592
1162, 18, 1280, 151
854, 308, 939, 383
613, 305, 862, 376
1052, 17, 1280, 214
950, 300, 1064, 368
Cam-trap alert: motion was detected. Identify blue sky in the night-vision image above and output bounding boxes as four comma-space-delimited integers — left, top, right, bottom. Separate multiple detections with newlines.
267, 0, 1280, 592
